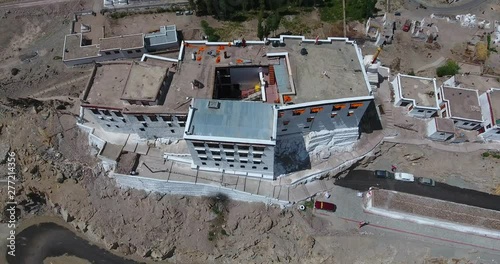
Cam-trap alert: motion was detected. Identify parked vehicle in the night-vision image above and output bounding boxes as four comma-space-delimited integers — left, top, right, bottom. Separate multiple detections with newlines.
417, 177, 435, 186
394, 172, 415, 182
402, 19, 411, 32
374, 170, 394, 179
184, 10, 194, 15
394, 12, 401, 16
175, 11, 183, 16
315, 201, 337, 212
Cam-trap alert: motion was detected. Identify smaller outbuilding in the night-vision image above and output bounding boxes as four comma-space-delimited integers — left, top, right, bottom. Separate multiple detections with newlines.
426, 117, 455, 142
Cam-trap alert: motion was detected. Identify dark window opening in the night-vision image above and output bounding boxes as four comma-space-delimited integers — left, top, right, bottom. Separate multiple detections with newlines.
193, 142, 205, 148
113, 50, 119, 54
115, 125, 119, 128
127, 50, 133, 54
106, 124, 110, 127
177, 115, 187, 122
240, 165, 245, 168
202, 162, 207, 165
161, 116, 172, 121
238, 145, 250, 150
215, 163, 220, 166
200, 157, 208, 161
113, 111, 123, 117
252, 166, 257, 169
306, 117, 314, 122
240, 160, 247, 164
282, 129, 288, 132
225, 152, 234, 157
207, 143, 219, 149
91, 109, 100, 115
136, 115, 145, 121
263, 167, 268, 170
171, 129, 175, 133
149, 115, 158, 122
254, 146, 265, 152
142, 123, 148, 128
239, 153, 248, 157
105, 51, 111, 55
139, 128, 145, 131
135, 49, 142, 53
229, 164, 234, 168
102, 110, 111, 116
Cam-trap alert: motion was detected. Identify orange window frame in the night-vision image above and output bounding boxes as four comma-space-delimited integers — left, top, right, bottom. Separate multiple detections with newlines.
310, 107, 324, 113
292, 109, 306, 116
332, 104, 346, 111
350, 102, 363, 109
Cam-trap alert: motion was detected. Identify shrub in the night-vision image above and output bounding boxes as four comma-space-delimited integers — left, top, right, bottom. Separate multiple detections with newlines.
11, 68, 20, 76
436, 60, 460, 77
482, 152, 490, 158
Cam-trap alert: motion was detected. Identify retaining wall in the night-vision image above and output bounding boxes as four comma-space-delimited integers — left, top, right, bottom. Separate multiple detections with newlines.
111, 173, 290, 207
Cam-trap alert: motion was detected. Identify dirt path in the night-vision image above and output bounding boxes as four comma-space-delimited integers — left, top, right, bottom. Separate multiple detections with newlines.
0, 0, 73, 9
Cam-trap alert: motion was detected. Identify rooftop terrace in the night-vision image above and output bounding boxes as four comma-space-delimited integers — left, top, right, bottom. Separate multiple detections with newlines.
434, 117, 455, 133
489, 89, 500, 125
455, 74, 500, 93
442, 86, 482, 121
83, 62, 170, 112
399, 75, 437, 107
99, 34, 144, 51
187, 99, 276, 142
63, 34, 99, 61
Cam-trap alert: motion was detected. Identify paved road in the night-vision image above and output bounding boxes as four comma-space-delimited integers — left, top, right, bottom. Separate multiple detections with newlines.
335, 170, 500, 211
408, 0, 490, 14
7, 222, 140, 264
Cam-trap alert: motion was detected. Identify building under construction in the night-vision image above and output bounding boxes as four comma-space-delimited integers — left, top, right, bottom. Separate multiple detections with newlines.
81, 35, 381, 179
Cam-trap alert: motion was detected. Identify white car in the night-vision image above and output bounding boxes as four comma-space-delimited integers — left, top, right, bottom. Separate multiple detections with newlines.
394, 172, 415, 182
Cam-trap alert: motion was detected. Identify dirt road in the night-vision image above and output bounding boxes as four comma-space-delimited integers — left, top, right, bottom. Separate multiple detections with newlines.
0, 0, 73, 9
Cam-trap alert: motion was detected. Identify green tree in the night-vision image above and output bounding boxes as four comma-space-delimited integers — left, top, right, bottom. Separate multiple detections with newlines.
266, 12, 281, 37
257, 0, 265, 40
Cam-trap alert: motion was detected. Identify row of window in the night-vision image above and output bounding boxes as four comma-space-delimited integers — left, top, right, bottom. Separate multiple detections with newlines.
135, 115, 187, 122
103, 49, 142, 55
91, 109, 123, 117
278, 103, 363, 117
200, 161, 269, 170
197, 150, 263, 159
200, 156, 263, 164
192, 142, 266, 152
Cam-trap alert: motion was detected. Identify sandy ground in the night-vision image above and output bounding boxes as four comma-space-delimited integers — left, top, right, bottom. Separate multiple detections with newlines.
44, 255, 91, 264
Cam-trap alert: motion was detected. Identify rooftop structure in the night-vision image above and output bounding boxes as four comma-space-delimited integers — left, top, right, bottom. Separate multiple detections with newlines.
489, 88, 500, 125
83, 61, 169, 112
186, 99, 276, 143
99, 34, 144, 51
180, 37, 371, 107
63, 34, 100, 61
144, 25, 178, 50
63, 25, 178, 66
442, 86, 482, 121
434, 117, 455, 133
454, 74, 500, 93
397, 74, 438, 107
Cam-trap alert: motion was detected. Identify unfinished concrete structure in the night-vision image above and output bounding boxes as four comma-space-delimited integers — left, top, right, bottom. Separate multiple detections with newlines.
480, 88, 500, 141
426, 117, 455, 141
81, 61, 189, 139
81, 35, 379, 179
391, 74, 440, 118
365, 14, 395, 46
439, 86, 483, 130
185, 99, 277, 178
63, 25, 178, 67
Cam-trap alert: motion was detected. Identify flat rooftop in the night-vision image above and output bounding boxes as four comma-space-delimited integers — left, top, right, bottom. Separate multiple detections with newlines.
121, 63, 167, 101
99, 34, 144, 51
490, 89, 500, 125
399, 75, 437, 107
455, 74, 500, 93
180, 38, 370, 106
84, 62, 132, 107
83, 62, 170, 112
434, 117, 455, 133
282, 39, 369, 103
144, 25, 177, 47
63, 34, 99, 61
188, 99, 275, 141
442, 86, 482, 121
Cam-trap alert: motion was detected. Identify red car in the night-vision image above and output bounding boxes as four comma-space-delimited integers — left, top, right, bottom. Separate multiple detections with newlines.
315, 201, 337, 212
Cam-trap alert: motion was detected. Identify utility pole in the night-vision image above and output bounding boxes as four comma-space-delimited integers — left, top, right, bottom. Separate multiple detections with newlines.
386, 0, 390, 13
343, 0, 346, 38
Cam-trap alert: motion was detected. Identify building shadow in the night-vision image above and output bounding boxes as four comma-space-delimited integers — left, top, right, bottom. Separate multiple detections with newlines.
274, 134, 311, 176
359, 100, 383, 134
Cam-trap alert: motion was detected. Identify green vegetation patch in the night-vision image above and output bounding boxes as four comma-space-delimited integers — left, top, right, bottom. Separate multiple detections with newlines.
436, 60, 460, 77
320, 0, 378, 22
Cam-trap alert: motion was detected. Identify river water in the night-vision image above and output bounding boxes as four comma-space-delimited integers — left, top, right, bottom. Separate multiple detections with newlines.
6, 222, 142, 264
